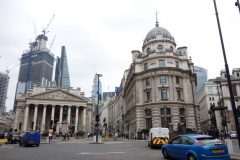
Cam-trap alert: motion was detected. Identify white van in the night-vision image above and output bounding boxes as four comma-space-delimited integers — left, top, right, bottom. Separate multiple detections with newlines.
147, 127, 170, 149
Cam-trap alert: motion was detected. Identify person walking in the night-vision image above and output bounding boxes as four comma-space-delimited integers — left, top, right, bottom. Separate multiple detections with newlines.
87, 133, 90, 138
208, 125, 219, 139
114, 132, 118, 141
62, 132, 67, 141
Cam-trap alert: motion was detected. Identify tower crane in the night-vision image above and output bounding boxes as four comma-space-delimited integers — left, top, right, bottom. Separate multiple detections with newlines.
6, 64, 20, 75
33, 21, 37, 39
49, 35, 56, 52
42, 14, 55, 35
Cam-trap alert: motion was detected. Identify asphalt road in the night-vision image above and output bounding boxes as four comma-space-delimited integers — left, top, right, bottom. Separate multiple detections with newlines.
0, 139, 165, 160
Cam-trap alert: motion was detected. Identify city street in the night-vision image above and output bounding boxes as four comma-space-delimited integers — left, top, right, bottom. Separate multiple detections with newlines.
0, 138, 165, 160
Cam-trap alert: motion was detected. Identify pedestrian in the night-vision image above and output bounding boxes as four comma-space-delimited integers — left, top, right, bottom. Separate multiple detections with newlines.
62, 132, 67, 141
114, 132, 118, 141
208, 125, 219, 139
88, 132, 90, 138
220, 130, 224, 142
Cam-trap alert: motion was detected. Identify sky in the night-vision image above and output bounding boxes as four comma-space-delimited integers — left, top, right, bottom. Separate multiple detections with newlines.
1, 0, 240, 112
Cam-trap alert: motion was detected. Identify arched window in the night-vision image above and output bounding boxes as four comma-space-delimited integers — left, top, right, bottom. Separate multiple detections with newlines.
147, 48, 151, 54
169, 46, 173, 52
158, 45, 163, 53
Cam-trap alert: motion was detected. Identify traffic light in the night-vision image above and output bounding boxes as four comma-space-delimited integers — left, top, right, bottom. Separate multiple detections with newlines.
95, 115, 99, 122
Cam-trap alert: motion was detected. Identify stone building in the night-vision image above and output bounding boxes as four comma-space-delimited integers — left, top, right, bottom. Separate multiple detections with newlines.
13, 81, 93, 134
122, 20, 201, 137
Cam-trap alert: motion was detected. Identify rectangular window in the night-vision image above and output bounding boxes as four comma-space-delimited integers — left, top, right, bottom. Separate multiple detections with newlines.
160, 76, 166, 83
177, 90, 181, 99
179, 108, 185, 115
176, 77, 180, 84
146, 91, 151, 101
146, 118, 152, 129
159, 60, 165, 67
161, 108, 171, 115
146, 78, 150, 86
145, 109, 152, 116
161, 89, 167, 99
209, 97, 211, 101
161, 117, 171, 128
208, 86, 212, 90
144, 63, 148, 70
180, 117, 185, 123
232, 85, 237, 96
212, 97, 214, 101
175, 61, 179, 68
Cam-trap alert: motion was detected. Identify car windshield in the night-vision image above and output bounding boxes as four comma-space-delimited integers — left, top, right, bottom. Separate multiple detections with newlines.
196, 137, 222, 146
230, 131, 236, 134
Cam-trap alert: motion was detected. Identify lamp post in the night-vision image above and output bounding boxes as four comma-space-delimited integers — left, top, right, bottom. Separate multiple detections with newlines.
213, 0, 240, 149
95, 73, 102, 143
235, 0, 240, 13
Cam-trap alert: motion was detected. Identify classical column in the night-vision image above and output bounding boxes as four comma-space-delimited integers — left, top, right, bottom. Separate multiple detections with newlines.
59, 105, 63, 126
51, 105, 55, 121
75, 106, 79, 133
88, 110, 91, 132
23, 104, 30, 131
83, 107, 86, 131
67, 106, 72, 125
152, 107, 160, 127
13, 107, 20, 131
41, 105, 47, 132
33, 104, 39, 130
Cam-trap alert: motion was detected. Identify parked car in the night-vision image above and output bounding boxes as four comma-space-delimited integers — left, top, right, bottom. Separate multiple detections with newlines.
11, 135, 22, 143
19, 131, 40, 147
230, 131, 237, 139
162, 134, 230, 160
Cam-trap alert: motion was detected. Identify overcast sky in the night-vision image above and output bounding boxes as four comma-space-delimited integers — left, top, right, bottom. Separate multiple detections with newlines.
1, 0, 240, 112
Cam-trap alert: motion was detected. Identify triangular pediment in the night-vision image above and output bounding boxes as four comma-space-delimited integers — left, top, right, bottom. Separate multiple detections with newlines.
29, 89, 87, 102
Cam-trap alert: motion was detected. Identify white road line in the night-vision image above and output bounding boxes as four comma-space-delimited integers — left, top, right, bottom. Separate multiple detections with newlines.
77, 152, 125, 154
107, 145, 132, 147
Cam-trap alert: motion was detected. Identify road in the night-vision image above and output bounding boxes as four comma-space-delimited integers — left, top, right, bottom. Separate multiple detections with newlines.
0, 138, 164, 160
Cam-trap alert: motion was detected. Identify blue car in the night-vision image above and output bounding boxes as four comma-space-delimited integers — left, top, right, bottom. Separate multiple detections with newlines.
162, 134, 230, 160
19, 131, 40, 147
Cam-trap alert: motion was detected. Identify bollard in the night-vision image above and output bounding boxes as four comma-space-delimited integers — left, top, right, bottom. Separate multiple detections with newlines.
224, 139, 233, 154
46, 137, 49, 144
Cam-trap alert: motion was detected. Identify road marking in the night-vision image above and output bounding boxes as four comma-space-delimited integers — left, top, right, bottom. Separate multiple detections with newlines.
108, 145, 132, 147
77, 152, 125, 154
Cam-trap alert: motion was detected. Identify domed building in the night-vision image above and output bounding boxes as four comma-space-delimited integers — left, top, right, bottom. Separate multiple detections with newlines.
116, 19, 201, 138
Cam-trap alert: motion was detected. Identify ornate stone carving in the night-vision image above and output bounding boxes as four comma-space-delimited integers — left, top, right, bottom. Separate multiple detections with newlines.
33, 91, 81, 101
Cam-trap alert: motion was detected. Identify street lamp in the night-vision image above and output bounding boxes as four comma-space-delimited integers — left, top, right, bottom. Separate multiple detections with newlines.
213, 0, 240, 149
95, 73, 102, 143
235, 0, 240, 13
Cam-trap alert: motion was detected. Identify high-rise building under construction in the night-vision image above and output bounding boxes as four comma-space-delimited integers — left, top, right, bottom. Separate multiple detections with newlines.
54, 46, 70, 89
0, 72, 9, 109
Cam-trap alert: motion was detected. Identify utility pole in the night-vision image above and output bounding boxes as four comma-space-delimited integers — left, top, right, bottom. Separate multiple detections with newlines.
213, 0, 240, 149
95, 73, 102, 143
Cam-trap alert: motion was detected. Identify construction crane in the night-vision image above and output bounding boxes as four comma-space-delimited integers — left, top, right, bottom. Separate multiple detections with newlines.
33, 21, 37, 38
42, 14, 55, 35
49, 35, 56, 52
6, 64, 20, 75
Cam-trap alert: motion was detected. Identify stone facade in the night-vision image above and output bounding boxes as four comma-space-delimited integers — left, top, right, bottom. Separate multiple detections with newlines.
13, 81, 93, 134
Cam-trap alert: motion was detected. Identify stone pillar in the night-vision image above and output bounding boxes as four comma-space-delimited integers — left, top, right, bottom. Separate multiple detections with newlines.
152, 107, 160, 127
83, 107, 86, 131
13, 107, 20, 131
51, 105, 55, 121
59, 105, 63, 127
151, 77, 155, 102
41, 105, 47, 132
67, 106, 72, 127
75, 106, 79, 133
89, 110, 91, 132
182, 77, 188, 102
33, 104, 39, 130
23, 104, 30, 132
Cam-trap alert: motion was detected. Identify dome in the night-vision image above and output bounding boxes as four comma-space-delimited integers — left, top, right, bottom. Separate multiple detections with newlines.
144, 23, 172, 42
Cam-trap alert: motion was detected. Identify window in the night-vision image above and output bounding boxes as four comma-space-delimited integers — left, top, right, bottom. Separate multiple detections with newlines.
180, 117, 185, 123
237, 73, 239, 77
171, 136, 181, 144
209, 97, 211, 101
208, 86, 212, 90
144, 63, 148, 70
179, 108, 185, 115
145, 109, 152, 116
161, 117, 171, 128
224, 74, 226, 78
146, 118, 152, 129
159, 60, 165, 67
176, 77, 179, 84
161, 108, 171, 115
233, 85, 237, 96
175, 61, 179, 68
146, 78, 150, 86
147, 48, 151, 54
180, 136, 194, 145
160, 76, 166, 83
177, 90, 181, 99
212, 97, 214, 100
169, 46, 173, 52
146, 91, 151, 101
161, 89, 167, 99
158, 45, 163, 53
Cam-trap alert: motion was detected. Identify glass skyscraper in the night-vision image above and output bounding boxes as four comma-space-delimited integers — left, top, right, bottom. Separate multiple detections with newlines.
54, 46, 70, 88
91, 76, 102, 102
194, 66, 208, 94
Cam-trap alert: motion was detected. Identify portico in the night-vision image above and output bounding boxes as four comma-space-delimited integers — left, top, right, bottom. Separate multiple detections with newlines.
13, 82, 93, 134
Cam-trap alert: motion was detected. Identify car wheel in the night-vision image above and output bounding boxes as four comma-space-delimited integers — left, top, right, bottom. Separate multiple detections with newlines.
162, 149, 169, 159
36, 144, 39, 147
150, 143, 154, 149
19, 142, 22, 146
188, 154, 196, 160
